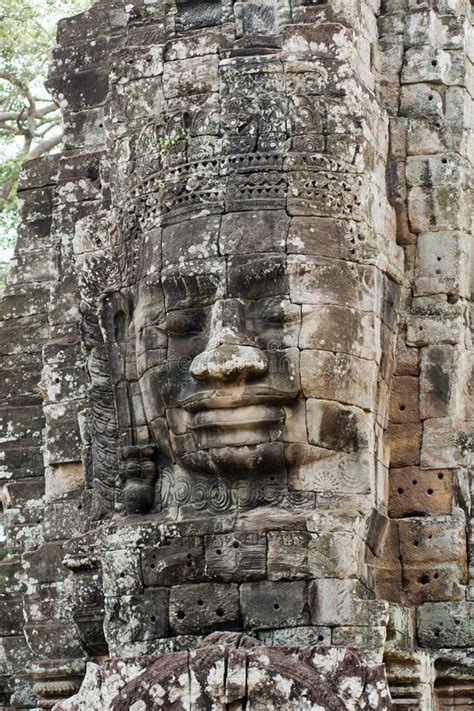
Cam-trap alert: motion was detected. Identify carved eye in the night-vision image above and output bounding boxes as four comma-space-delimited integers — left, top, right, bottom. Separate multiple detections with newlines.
138, 325, 167, 351
114, 311, 126, 342
166, 309, 206, 336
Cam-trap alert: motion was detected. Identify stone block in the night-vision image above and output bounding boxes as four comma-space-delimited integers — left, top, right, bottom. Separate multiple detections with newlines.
45, 463, 85, 502
0, 405, 44, 449
404, 9, 442, 47
4, 479, 45, 523
102, 549, 143, 597
306, 399, 372, 453
240, 581, 309, 629
387, 423, 422, 467
162, 215, 220, 266
43, 401, 83, 465
389, 467, 453, 518
287, 216, 373, 262
0, 636, 33, 675
408, 184, 466, 234
299, 304, 380, 362
406, 298, 465, 347
169, 583, 240, 634
389, 376, 420, 424
415, 231, 470, 297
288, 256, 381, 314
419, 345, 455, 419
227, 254, 288, 299
23, 543, 65, 585
417, 602, 474, 648
22, 586, 71, 624
220, 210, 288, 254
0, 595, 24, 636
17, 187, 53, 223
267, 529, 364, 581
18, 155, 59, 191
258, 626, 331, 646
24, 622, 84, 658
287, 443, 373, 495
204, 532, 266, 582
308, 579, 369, 626
331, 625, 387, 650
141, 537, 205, 587
234, 2, 278, 37
105, 588, 169, 645
43, 498, 87, 542
400, 84, 444, 122
421, 417, 468, 469
301, 350, 377, 412
402, 47, 461, 86
162, 56, 219, 99
398, 509, 467, 603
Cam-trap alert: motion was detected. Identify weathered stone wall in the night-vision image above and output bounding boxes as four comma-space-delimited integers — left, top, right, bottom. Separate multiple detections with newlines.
0, 0, 472, 709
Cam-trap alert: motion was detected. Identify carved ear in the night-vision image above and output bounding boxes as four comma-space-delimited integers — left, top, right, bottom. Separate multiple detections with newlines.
100, 289, 157, 515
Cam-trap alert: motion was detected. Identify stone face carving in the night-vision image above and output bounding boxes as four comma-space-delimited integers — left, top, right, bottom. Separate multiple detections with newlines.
0, 0, 472, 709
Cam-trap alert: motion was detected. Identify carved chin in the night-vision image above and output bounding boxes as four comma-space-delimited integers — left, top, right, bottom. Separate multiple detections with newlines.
178, 442, 285, 476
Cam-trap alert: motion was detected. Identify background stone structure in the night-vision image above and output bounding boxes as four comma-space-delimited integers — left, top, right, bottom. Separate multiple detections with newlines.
0, 0, 472, 709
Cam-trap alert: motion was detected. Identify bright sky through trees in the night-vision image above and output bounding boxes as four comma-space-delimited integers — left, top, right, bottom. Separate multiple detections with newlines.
0, 0, 91, 288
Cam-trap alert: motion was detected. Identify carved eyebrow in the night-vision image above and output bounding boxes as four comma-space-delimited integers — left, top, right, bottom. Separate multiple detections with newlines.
162, 272, 221, 310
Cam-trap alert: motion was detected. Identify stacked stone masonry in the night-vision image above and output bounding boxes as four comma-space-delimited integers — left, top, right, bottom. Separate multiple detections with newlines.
0, 0, 472, 709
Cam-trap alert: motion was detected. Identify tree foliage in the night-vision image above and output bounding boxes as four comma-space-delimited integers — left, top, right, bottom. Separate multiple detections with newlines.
0, 0, 91, 260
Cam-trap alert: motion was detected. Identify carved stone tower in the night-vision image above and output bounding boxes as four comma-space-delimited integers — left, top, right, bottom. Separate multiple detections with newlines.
0, 0, 472, 708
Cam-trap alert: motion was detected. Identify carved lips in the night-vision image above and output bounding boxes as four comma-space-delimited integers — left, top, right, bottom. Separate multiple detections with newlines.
189, 404, 285, 430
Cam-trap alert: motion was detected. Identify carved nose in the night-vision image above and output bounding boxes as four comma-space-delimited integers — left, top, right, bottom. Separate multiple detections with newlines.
190, 344, 268, 382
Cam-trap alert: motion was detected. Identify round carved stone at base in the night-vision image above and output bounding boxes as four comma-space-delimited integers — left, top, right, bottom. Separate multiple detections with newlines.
52, 639, 392, 710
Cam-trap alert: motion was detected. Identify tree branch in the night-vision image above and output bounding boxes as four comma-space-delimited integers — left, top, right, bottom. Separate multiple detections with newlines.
0, 71, 35, 114
28, 129, 63, 159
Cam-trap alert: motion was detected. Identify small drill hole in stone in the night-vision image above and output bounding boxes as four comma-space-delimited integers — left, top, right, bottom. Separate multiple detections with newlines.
177, 610, 186, 620
435, 630, 441, 637
150, 564, 155, 569
412, 480, 418, 485
434, 573, 439, 580
437, 256, 442, 261
232, 542, 239, 549
414, 540, 420, 547
186, 561, 193, 568
151, 616, 156, 622
438, 473, 444, 480
428, 95, 434, 101
186, 554, 192, 560
419, 573, 430, 585
216, 549, 222, 555
120, 572, 126, 578
317, 635, 324, 642
400, 404, 406, 411
432, 60, 438, 67
216, 608, 225, 617
427, 489, 434, 495
398, 488, 404, 495
455, 619, 460, 625
441, 158, 447, 164
274, 603, 280, 610
197, 599, 204, 606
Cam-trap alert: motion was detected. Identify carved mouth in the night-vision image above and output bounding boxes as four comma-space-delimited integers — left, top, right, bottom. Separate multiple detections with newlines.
189, 405, 285, 430
182, 392, 293, 413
